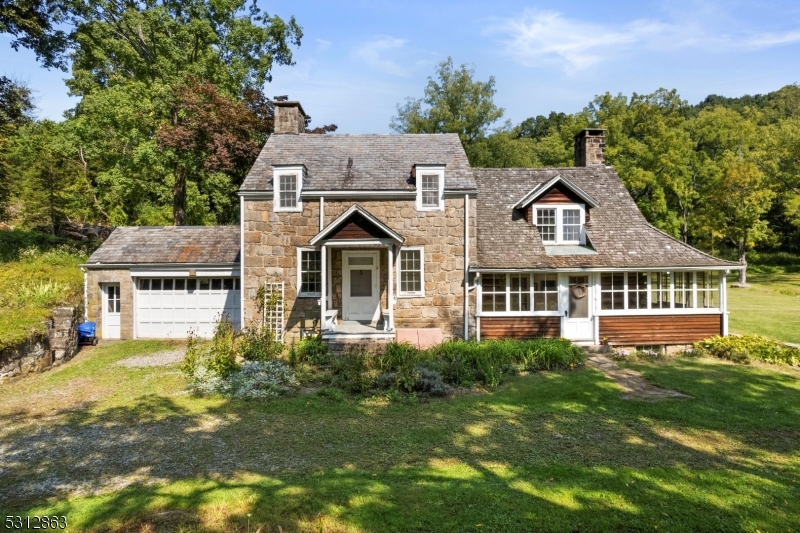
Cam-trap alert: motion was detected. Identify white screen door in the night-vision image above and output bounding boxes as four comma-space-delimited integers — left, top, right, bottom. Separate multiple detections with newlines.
103, 283, 121, 339
343, 251, 380, 323
561, 274, 594, 341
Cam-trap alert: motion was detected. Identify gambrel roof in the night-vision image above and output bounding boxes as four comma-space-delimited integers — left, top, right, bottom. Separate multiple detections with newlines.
87, 226, 240, 265
473, 167, 739, 270
240, 133, 476, 192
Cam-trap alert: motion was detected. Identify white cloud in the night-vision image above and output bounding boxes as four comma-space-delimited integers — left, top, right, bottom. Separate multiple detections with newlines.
315, 39, 333, 52
488, 10, 800, 74
352, 36, 411, 77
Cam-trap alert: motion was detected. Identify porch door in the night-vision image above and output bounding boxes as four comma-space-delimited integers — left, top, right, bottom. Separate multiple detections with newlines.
102, 283, 121, 339
343, 251, 380, 323
560, 274, 594, 341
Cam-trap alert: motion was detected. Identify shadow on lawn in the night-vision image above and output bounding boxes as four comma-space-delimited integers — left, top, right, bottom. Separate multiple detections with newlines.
1, 364, 799, 532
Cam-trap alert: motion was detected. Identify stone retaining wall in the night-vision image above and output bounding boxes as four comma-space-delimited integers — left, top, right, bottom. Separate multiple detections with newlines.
0, 307, 80, 383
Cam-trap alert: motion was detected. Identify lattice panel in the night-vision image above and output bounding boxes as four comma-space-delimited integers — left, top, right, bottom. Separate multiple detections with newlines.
263, 282, 285, 342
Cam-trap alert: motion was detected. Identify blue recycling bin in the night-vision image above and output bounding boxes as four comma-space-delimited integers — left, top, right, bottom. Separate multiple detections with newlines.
78, 321, 97, 345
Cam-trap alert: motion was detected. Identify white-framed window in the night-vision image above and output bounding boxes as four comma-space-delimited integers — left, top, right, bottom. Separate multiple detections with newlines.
479, 272, 559, 315
397, 247, 425, 297
297, 248, 321, 297
273, 165, 304, 212
599, 270, 721, 312
415, 165, 444, 211
533, 204, 585, 244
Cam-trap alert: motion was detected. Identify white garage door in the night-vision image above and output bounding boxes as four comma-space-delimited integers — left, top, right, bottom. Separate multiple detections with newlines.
136, 277, 241, 339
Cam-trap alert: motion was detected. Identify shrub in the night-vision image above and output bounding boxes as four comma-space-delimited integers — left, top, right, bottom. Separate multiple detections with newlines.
206, 318, 238, 377
238, 326, 283, 363
220, 361, 300, 399
694, 335, 800, 366
289, 335, 330, 366
332, 349, 377, 393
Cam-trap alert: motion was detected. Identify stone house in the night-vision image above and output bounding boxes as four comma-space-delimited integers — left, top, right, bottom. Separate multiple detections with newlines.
83, 102, 740, 347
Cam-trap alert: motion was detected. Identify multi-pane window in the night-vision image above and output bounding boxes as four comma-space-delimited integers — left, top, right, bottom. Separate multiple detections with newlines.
279, 174, 298, 209
137, 278, 239, 292
597, 271, 721, 312
533, 273, 558, 311
697, 271, 719, 308
651, 272, 671, 309
535, 206, 584, 244
420, 174, 440, 208
627, 272, 648, 309
299, 250, 321, 296
674, 272, 694, 308
106, 285, 120, 313
399, 249, 423, 295
562, 209, 581, 242
510, 274, 531, 312
537, 208, 556, 242
481, 273, 507, 312
600, 272, 625, 310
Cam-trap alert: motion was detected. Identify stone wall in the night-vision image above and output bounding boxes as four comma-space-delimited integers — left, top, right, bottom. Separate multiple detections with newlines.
86, 268, 135, 339
0, 307, 80, 383
243, 196, 478, 342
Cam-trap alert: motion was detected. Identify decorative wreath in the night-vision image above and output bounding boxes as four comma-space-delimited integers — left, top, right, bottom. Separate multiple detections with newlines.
570, 284, 588, 299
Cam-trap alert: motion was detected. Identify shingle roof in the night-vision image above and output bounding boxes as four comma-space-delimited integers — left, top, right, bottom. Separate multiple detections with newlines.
240, 133, 475, 191
474, 167, 739, 269
87, 226, 240, 265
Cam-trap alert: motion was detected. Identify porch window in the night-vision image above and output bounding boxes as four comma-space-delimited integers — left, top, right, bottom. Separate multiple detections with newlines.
600, 272, 625, 310
510, 274, 531, 312
697, 271, 719, 308
532, 273, 558, 311
481, 273, 507, 312
651, 272, 671, 309
298, 249, 321, 297
674, 272, 694, 308
398, 247, 424, 297
627, 272, 648, 309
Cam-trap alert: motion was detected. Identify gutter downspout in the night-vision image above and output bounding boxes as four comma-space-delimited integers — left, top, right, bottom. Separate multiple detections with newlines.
319, 196, 324, 231
464, 193, 469, 340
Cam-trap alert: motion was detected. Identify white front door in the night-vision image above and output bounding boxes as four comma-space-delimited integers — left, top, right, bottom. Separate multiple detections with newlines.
343, 251, 380, 323
561, 274, 594, 341
102, 283, 121, 339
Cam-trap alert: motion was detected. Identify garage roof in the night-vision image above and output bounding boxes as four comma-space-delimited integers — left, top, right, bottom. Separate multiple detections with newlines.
87, 226, 240, 265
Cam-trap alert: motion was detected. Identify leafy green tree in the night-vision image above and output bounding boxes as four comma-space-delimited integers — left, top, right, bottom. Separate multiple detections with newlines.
0, 0, 69, 69
390, 57, 504, 154
0, 76, 35, 221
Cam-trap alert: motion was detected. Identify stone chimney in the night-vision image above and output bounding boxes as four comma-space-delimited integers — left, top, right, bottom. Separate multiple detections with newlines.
574, 129, 606, 166
274, 101, 307, 134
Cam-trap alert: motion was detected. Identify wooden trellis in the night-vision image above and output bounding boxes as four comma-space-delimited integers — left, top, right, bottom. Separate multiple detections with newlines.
262, 282, 285, 342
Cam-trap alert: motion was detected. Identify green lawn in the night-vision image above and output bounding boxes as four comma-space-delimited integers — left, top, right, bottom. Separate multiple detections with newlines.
728, 268, 800, 344
1, 341, 799, 532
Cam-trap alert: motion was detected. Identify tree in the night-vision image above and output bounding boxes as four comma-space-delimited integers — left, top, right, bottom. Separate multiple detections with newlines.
156, 80, 273, 225
0, 76, 35, 221
390, 57, 504, 152
0, 0, 69, 69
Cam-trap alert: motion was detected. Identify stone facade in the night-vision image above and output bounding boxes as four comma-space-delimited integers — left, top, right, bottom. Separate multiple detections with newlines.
0, 307, 80, 383
574, 129, 606, 167
86, 268, 135, 339
243, 196, 477, 342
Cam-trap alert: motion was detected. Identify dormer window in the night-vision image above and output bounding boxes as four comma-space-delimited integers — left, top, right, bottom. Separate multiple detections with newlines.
273, 165, 304, 212
534, 205, 586, 244
415, 164, 444, 211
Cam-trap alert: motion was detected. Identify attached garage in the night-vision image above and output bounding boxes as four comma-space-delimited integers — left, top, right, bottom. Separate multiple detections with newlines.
135, 277, 241, 338
84, 226, 241, 340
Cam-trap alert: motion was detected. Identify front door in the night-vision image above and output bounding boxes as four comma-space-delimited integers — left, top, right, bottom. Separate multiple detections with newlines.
343, 251, 380, 323
561, 274, 594, 341
102, 283, 121, 339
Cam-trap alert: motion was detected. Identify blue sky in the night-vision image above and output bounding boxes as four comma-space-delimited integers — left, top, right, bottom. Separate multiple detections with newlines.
2, 0, 800, 133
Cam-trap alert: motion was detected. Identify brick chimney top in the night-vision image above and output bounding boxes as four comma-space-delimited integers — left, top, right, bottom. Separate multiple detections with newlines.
274, 101, 307, 134
574, 129, 606, 166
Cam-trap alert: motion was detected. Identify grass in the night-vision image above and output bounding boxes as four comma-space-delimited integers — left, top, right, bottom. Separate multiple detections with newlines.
1, 340, 799, 532
0, 230, 89, 350
727, 267, 800, 344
